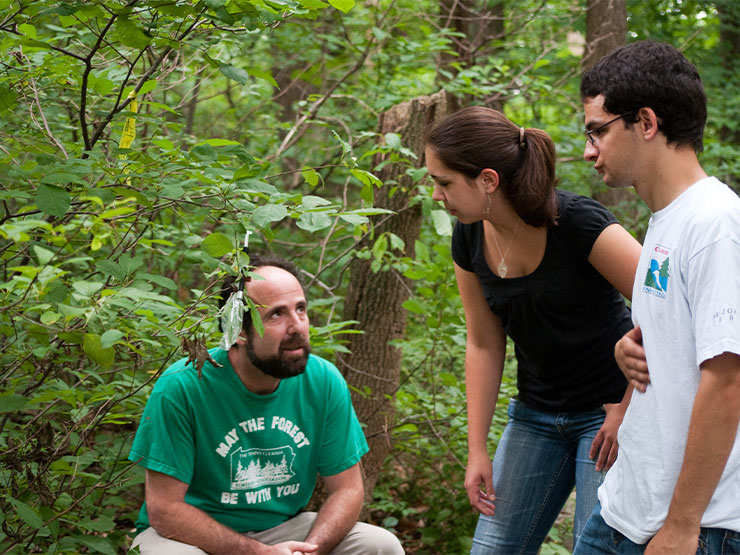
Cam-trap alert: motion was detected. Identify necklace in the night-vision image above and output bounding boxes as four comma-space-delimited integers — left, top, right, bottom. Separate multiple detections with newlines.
490, 219, 521, 278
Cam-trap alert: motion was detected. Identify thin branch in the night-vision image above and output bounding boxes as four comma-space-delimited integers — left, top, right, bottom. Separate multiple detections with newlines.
271, 2, 397, 159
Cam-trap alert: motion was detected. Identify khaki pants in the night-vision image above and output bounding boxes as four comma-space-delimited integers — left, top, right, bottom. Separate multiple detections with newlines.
131, 511, 404, 554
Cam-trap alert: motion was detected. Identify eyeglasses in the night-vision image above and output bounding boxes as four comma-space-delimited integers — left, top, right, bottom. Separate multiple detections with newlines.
585, 112, 633, 146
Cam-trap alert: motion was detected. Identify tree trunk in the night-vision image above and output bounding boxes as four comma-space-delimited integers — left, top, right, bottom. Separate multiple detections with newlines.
716, 0, 740, 189
583, 0, 632, 207
437, 0, 505, 99
340, 90, 457, 504
582, 0, 627, 72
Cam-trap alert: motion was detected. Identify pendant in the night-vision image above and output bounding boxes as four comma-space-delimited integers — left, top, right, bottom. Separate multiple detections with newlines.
498, 259, 508, 278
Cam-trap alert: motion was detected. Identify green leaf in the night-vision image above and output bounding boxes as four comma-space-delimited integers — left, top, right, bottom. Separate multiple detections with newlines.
9, 498, 43, 530
119, 256, 144, 276
237, 179, 278, 195
83, 334, 115, 367
302, 167, 320, 186
202, 232, 233, 258
299, 195, 332, 210
138, 79, 158, 95
72, 280, 104, 297
0, 84, 17, 112
372, 235, 388, 258
296, 211, 332, 231
338, 213, 368, 225
101, 329, 125, 349
78, 515, 115, 533
18, 23, 37, 38
35, 184, 70, 218
139, 273, 177, 290
331, 130, 352, 158
0, 393, 28, 413
248, 68, 279, 88
115, 16, 151, 49
431, 209, 452, 236
96, 260, 125, 281
402, 298, 426, 314
33, 245, 55, 265
248, 302, 265, 337
191, 144, 217, 162
328, 0, 355, 12
40, 311, 60, 325
252, 204, 287, 227
77, 536, 116, 555
196, 138, 241, 147
388, 232, 405, 251
219, 63, 250, 85
385, 132, 402, 149
350, 168, 382, 188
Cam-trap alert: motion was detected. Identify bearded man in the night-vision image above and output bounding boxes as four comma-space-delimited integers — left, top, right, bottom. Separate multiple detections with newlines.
129, 254, 403, 555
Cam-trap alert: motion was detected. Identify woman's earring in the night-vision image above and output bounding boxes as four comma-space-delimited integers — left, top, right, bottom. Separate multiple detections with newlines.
484, 193, 491, 215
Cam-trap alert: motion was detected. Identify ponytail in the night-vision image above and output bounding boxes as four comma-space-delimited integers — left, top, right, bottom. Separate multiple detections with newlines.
426, 107, 558, 227
509, 127, 557, 227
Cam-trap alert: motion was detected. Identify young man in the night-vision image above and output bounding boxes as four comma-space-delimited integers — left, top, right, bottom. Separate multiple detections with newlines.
129, 254, 404, 554
575, 41, 740, 554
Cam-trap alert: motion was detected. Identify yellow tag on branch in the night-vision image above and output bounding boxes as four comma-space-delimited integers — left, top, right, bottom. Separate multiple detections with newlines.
119, 92, 138, 150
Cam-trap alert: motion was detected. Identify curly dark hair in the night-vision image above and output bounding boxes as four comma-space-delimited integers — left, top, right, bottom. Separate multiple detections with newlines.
580, 40, 706, 153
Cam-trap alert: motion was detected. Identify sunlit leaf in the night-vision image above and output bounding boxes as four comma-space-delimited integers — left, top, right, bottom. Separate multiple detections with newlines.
296, 211, 332, 231
328, 0, 354, 12
201, 233, 233, 258
253, 204, 288, 227
83, 334, 115, 367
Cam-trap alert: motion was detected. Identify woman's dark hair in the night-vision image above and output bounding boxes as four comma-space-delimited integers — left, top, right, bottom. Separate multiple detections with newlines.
426, 106, 557, 227
580, 40, 706, 153
217, 252, 305, 333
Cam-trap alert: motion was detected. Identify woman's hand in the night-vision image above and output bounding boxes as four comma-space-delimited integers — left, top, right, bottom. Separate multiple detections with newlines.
589, 402, 626, 471
464, 450, 496, 516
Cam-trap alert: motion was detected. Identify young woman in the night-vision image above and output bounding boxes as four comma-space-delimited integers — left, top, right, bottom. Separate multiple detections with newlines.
425, 106, 640, 553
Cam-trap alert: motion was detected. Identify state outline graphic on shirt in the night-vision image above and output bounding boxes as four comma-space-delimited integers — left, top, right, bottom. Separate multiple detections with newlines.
643, 243, 671, 299
230, 445, 296, 490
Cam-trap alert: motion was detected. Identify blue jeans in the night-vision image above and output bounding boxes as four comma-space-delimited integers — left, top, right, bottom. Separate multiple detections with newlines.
470, 398, 606, 554
574, 501, 740, 554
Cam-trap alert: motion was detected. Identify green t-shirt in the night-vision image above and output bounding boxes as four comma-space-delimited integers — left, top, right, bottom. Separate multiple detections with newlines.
129, 349, 368, 534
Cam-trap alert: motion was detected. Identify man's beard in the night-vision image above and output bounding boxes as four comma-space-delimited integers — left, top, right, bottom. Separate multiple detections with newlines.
246, 332, 311, 379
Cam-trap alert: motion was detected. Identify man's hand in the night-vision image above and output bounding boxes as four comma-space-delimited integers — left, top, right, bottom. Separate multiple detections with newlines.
464, 450, 496, 516
644, 524, 699, 555
303, 464, 363, 552
589, 402, 624, 471
615, 326, 649, 392
269, 541, 318, 555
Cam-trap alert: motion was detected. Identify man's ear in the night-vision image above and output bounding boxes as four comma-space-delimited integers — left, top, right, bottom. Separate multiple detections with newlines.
637, 107, 660, 141
478, 168, 500, 194
235, 332, 247, 345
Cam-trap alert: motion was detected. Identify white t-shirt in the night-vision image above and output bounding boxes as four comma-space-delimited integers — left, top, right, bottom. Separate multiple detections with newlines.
599, 177, 740, 544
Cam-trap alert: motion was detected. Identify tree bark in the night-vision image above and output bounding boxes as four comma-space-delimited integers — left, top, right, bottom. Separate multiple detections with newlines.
340, 90, 457, 503
437, 0, 505, 89
582, 0, 627, 72
583, 0, 632, 207
716, 0, 740, 189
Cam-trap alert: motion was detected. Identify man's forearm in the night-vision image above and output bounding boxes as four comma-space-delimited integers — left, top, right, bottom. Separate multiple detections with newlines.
149, 500, 267, 555
304, 487, 363, 552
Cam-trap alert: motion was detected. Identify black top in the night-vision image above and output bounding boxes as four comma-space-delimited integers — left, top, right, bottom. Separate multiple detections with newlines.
452, 189, 631, 412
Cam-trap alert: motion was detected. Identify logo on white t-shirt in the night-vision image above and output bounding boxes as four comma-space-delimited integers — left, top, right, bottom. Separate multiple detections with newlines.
643, 244, 670, 299
230, 445, 296, 490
